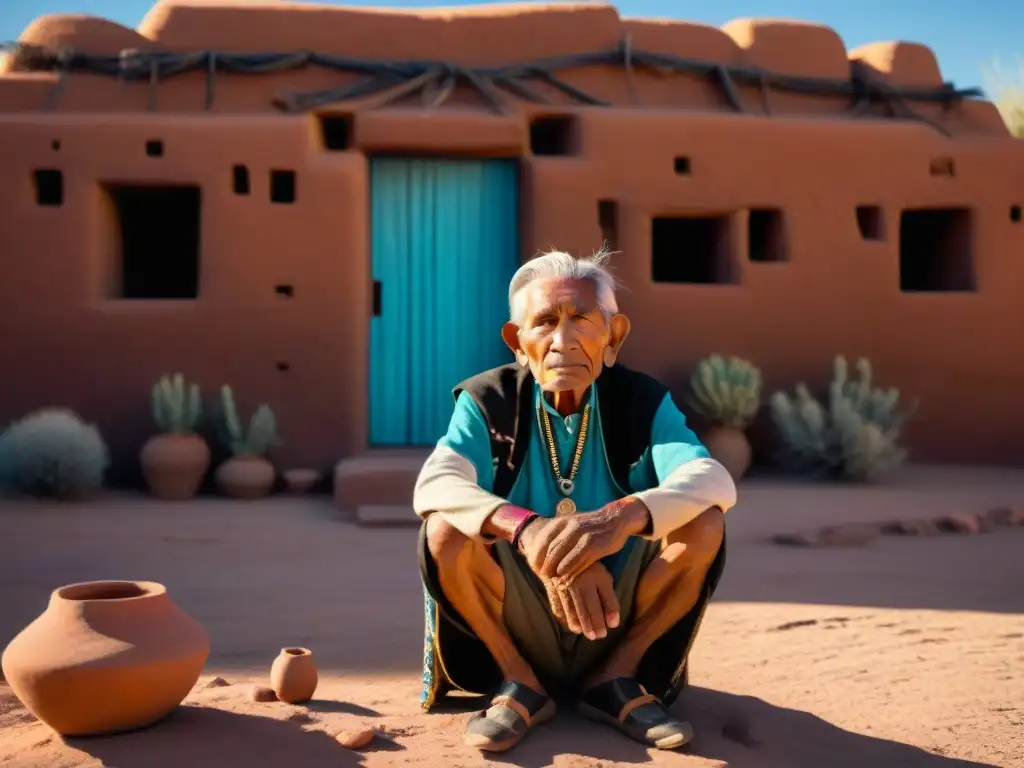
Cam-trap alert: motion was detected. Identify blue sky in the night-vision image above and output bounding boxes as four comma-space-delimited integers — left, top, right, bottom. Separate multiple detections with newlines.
1, 0, 1020, 95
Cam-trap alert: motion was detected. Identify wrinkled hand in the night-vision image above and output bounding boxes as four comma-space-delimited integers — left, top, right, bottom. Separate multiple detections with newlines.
516, 515, 576, 575
541, 562, 620, 641
541, 499, 651, 578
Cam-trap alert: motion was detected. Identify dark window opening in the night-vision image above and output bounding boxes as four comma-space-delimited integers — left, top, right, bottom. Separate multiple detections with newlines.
1011, 205, 1021, 223
748, 208, 786, 262
274, 284, 294, 298
598, 200, 618, 252
108, 185, 201, 299
651, 215, 734, 284
51, 139, 61, 151
232, 165, 250, 196
145, 139, 164, 158
318, 114, 353, 151
673, 156, 691, 175
929, 157, 955, 177
270, 170, 296, 204
529, 115, 577, 156
33, 169, 63, 207
856, 205, 884, 240
276, 362, 290, 372
899, 208, 973, 292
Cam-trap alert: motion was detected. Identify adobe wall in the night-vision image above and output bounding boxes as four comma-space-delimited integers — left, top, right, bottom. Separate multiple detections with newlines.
1, 1, 1022, 476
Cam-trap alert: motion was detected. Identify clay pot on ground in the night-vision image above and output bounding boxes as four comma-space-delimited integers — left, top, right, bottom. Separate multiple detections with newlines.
704, 426, 752, 481
270, 647, 318, 704
215, 455, 275, 499
140, 433, 211, 500
283, 468, 320, 494
1, 580, 209, 737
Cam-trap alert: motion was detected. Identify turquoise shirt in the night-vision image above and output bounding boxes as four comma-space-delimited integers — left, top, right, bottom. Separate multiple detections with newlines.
438, 381, 711, 577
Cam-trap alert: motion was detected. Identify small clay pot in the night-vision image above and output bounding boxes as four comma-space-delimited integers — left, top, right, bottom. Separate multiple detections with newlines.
704, 426, 752, 481
1, 580, 209, 736
215, 455, 275, 499
140, 433, 211, 500
270, 647, 318, 704
283, 468, 320, 494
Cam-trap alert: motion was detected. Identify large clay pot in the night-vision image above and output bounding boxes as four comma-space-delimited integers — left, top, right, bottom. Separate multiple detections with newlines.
215, 455, 275, 499
270, 647, 318, 704
140, 433, 211, 500
1, 580, 209, 737
704, 426, 752, 481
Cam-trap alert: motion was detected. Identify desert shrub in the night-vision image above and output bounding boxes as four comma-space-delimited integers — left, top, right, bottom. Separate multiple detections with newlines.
219, 386, 279, 457
686, 355, 762, 429
983, 61, 1024, 137
769, 356, 914, 482
152, 373, 202, 434
0, 407, 109, 498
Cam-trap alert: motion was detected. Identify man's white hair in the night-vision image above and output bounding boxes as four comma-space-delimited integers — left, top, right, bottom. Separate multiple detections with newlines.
508, 247, 620, 325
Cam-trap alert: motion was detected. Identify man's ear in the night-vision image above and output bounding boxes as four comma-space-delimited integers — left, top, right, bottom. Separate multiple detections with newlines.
602, 313, 631, 367
502, 322, 526, 365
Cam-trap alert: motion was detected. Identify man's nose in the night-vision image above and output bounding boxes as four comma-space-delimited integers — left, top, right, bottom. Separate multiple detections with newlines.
550, 318, 578, 349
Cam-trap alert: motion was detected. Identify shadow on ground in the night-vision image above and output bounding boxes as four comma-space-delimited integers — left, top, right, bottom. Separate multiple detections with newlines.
66, 707, 365, 768
469, 687, 997, 768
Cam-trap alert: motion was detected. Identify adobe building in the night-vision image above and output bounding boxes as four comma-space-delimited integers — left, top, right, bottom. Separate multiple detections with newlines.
1, 1, 1022, 496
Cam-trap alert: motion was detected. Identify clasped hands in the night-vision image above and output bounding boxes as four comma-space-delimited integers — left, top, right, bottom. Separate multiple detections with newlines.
516, 499, 650, 641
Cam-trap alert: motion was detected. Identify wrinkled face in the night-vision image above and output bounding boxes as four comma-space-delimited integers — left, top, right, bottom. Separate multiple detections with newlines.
502, 278, 630, 393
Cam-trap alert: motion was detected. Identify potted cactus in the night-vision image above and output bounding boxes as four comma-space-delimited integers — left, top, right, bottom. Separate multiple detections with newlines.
214, 385, 279, 499
686, 355, 762, 481
140, 374, 210, 500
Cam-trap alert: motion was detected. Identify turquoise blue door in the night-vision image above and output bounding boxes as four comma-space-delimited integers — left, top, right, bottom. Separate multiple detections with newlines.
369, 157, 520, 446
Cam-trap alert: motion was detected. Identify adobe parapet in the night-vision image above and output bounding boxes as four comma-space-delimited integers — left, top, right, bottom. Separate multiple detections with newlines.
0, 1, 1007, 137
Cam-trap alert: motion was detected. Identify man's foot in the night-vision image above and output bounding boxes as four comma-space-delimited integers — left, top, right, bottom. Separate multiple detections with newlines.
577, 677, 693, 750
464, 680, 556, 753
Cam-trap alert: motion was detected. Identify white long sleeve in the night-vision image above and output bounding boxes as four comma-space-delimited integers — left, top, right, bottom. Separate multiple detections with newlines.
632, 457, 737, 540
412, 445, 507, 538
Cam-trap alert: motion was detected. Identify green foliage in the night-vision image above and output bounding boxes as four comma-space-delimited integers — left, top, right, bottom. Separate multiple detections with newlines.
152, 373, 202, 434
769, 356, 914, 482
0, 407, 109, 498
686, 355, 762, 430
219, 385, 279, 457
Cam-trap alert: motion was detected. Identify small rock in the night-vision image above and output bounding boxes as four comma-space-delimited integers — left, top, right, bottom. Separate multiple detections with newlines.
771, 532, 816, 547
935, 513, 984, 534
250, 685, 278, 703
336, 726, 376, 750
203, 677, 231, 688
983, 506, 1024, 528
880, 519, 941, 536
816, 523, 881, 547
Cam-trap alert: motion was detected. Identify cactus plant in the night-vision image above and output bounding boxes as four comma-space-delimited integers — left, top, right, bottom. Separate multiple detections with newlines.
770, 356, 914, 481
152, 374, 202, 434
220, 385, 278, 458
0, 407, 109, 499
687, 355, 763, 429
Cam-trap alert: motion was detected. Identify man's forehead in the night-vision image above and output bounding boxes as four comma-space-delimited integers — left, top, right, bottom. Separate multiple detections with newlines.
523, 278, 598, 311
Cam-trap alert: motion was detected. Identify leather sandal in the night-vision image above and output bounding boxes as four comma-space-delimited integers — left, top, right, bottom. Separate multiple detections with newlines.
578, 677, 694, 750
464, 680, 556, 753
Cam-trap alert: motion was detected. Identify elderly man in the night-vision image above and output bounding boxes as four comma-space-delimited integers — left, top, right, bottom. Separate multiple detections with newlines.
414, 249, 736, 753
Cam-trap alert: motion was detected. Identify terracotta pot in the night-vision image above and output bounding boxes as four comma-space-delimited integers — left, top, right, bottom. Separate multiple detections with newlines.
1, 580, 209, 737
215, 455, 275, 499
270, 647, 318, 704
283, 468, 320, 494
704, 426, 752, 481
140, 433, 211, 500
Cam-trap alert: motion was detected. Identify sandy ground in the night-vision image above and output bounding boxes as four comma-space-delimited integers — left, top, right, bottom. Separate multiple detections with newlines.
0, 465, 1022, 768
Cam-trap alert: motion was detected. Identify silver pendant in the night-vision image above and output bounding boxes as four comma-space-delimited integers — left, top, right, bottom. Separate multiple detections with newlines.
558, 478, 575, 495
556, 498, 577, 517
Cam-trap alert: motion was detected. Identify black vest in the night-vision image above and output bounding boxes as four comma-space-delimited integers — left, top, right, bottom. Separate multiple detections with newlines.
453, 363, 669, 498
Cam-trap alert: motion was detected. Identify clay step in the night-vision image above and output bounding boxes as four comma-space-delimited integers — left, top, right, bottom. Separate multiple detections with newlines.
356, 505, 420, 527
333, 450, 430, 514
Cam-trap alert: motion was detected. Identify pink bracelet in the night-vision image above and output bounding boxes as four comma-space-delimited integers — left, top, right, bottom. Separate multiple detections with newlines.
493, 505, 537, 548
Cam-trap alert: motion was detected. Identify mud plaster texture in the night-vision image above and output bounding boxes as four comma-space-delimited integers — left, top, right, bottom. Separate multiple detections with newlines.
1, 465, 1022, 767
1, 2, 1023, 480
